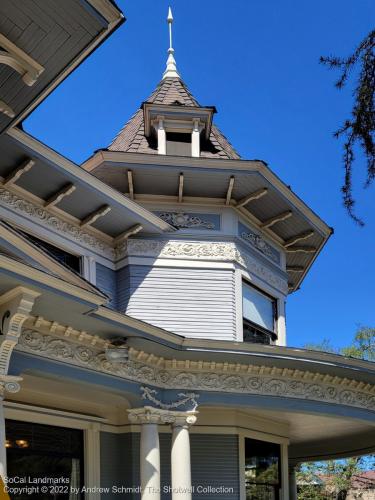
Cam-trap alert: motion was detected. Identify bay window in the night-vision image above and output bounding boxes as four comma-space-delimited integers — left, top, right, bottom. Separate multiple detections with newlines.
242, 281, 277, 344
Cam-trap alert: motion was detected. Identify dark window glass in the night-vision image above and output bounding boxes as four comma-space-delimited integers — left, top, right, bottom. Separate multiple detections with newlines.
5, 420, 84, 500
166, 132, 191, 156
245, 437, 281, 500
243, 281, 277, 345
21, 232, 81, 274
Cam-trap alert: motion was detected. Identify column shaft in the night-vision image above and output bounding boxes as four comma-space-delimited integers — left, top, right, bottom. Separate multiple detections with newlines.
0, 394, 6, 480
140, 423, 160, 500
171, 424, 192, 500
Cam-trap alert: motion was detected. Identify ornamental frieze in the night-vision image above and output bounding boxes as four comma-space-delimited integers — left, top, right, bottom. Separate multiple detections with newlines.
0, 188, 113, 257
155, 212, 220, 230
120, 239, 288, 293
238, 222, 281, 264
17, 329, 375, 412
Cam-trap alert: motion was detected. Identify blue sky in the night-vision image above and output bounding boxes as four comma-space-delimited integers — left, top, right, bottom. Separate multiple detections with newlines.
24, 0, 375, 349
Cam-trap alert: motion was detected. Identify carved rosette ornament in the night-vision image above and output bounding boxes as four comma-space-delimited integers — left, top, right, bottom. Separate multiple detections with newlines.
0, 375, 23, 397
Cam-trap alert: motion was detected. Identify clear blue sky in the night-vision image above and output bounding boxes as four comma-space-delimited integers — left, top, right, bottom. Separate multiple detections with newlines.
24, 0, 375, 349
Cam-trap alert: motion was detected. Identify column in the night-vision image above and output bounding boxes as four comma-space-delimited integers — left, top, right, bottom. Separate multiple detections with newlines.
0, 385, 6, 481
128, 407, 163, 500
157, 117, 166, 155
170, 412, 197, 500
191, 119, 200, 157
288, 463, 298, 500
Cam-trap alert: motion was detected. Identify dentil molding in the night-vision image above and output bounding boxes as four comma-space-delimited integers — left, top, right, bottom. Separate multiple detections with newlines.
16, 329, 375, 413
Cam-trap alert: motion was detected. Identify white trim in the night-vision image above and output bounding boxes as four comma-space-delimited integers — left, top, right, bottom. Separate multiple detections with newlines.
4, 402, 103, 497
238, 430, 290, 500
83, 256, 97, 284
7, 128, 174, 234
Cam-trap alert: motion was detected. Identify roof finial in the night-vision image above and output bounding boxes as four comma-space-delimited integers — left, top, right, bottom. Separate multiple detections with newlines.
162, 6, 180, 79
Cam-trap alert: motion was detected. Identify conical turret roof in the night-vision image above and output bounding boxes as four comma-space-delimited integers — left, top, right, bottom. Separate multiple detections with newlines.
108, 77, 240, 160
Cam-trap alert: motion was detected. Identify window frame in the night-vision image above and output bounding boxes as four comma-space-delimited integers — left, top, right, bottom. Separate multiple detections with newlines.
242, 279, 278, 343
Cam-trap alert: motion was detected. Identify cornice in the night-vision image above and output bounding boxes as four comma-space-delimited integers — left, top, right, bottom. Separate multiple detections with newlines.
16, 327, 375, 413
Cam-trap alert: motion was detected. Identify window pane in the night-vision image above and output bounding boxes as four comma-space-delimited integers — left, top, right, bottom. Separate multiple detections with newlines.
243, 283, 275, 331
245, 438, 281, 500
6, 420, 83, 500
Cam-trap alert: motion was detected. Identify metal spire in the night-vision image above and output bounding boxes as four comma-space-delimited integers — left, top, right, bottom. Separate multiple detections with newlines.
162, 6, 180, 79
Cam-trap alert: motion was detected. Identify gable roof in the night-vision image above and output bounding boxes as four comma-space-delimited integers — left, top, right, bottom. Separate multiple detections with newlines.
108, 77, 240, 160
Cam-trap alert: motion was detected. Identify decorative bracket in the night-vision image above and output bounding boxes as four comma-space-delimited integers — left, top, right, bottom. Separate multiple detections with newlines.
0, 33, 44, 87
0, 286, 40, 378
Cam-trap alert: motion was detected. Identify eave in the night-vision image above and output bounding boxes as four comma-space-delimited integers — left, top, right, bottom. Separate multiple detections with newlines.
0, 0, 125, 134
83, 151, 333, 292
0, 129, 175, 252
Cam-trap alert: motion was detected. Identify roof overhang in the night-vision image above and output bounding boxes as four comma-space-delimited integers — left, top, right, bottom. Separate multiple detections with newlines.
0, 129, 174, 252
143, 103, 216, 140
0, 0, 124, 134
83, 151, 333, 291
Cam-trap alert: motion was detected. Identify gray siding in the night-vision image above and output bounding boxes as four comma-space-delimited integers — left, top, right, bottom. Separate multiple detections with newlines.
119, 265, 237, 340
100, 432, 239, 500
96, 263, 117, 309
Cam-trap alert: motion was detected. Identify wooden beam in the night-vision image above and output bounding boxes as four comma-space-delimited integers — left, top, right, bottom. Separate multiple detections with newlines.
3, 159, 35, 186
285, 246, 316, 254
261, 210, 292, 229
225, 176, 235, 205
114, 224, 143, 244
127, 170, 134, 200
44, 183, 76, 208
236, 187, 268, 208
80, 205, 111, 228
178, 173, 184, 203
0, 99, 15, 118
286, 265, 305, 272
284, 230, 314, 248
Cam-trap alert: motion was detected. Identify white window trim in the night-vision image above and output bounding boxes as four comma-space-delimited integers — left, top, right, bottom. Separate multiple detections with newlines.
235, 267, 287, 346
4, 402, 102, 500
238, 430, 289, 500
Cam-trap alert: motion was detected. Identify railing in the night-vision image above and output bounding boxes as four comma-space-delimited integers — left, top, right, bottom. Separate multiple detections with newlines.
243, 318, 277, 345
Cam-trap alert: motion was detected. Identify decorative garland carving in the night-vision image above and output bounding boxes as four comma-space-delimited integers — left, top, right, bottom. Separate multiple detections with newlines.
122, 239, 288, 293
156, 212, 217, 230
0, 188, 113, 257
141, 386, 199, 410
240, 229, 280, 264
17, 329, 375, 413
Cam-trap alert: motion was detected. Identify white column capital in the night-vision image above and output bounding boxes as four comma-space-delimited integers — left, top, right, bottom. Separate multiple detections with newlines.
128, 406, 198, 427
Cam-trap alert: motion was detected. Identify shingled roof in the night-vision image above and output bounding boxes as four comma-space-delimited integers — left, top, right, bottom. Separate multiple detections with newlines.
108, 77, 241, 160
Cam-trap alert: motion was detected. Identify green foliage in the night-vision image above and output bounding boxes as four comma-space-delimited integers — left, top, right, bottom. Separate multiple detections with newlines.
299, 327, 375, 499
321, 30, 375, 226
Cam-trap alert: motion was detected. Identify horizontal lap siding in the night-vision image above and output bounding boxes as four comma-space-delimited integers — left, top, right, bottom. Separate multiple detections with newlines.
100, 433, 239, 500
120, 266, 236, 340
96, 263, 117, 309
191, 434, 240, 500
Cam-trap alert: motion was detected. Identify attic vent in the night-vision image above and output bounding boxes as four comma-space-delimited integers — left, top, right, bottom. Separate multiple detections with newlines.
166, 132, 191, 156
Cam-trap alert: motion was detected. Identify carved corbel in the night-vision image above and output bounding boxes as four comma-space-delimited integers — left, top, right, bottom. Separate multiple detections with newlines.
0, 286, 40, 377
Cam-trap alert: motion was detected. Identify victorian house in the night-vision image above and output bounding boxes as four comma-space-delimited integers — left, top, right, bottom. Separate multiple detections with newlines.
0, 3, 374, 500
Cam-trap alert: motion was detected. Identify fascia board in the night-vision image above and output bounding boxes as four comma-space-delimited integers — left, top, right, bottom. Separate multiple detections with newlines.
6, 128, 175, 234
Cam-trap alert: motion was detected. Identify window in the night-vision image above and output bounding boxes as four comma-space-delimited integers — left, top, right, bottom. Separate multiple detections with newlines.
242, 281, 277, 344
22, 232, 81, 274
166, 132, 191, 156
6, 420, 84, 499
245, 437, 281, 500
